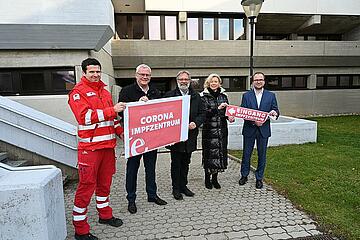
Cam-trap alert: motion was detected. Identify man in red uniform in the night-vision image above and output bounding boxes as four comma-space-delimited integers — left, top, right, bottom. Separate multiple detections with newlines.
68, 58, 126, 240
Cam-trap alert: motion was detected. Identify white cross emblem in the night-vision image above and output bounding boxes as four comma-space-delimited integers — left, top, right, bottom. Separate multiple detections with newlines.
73, 93, 80, 101
86, 92, 96, 97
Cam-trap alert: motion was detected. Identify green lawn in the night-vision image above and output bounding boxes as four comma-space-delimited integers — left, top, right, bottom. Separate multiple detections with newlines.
230, 115, 360, 240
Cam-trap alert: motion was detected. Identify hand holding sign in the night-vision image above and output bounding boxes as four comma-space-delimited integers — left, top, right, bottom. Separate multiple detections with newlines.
114, 102, 126, 112
268, 110, 278, 120
218, 102, 228, 109
225, 105, 269, 123
189, 122, 196, 130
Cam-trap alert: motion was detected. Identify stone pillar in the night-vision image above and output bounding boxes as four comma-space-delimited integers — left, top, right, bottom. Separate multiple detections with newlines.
308, 74, 317, 89
0, 165, 67, 240
178, 12, 187, 40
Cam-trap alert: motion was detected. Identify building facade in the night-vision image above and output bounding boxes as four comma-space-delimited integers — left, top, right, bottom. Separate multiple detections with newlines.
1, 0, 360, 123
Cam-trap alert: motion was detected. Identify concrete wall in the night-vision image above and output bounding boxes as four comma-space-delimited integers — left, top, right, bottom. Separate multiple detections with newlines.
144, 0, 360, 15
227, 89, 360, 116
112, 40, 360, 79
0, 0, 114, 50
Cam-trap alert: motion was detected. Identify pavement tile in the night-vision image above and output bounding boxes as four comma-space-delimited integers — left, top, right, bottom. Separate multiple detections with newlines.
225, 231, 248, 239
64, 150, 321, 239
269, 232, 292, 239
288, 231, 312, 238
249, 236, 272, 240
246, 229, 268, 237
264, 227, 286, 235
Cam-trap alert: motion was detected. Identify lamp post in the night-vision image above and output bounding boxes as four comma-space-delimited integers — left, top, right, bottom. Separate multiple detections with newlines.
241, 0, 263, 86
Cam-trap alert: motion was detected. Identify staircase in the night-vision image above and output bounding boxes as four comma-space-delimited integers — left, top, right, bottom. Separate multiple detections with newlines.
0, 96, 78, 179
0, 151, 30, 167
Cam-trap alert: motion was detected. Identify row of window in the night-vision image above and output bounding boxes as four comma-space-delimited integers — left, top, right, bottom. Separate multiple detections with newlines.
317, 75, 360, 89
1, 69, 359, 96
115, 14, 345, 41
256, 34, 342, 41
0, 68, 75, 96
115, 14, 244, 40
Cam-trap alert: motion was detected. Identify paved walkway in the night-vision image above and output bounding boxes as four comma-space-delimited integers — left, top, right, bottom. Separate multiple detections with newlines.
64, 150, 323, 240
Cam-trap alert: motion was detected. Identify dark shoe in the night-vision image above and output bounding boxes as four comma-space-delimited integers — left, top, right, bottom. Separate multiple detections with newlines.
205, 170, 212, 189
172, 191, 183, 200
148, 196, 168, 205
256, 179, 263, 189
239, 176, 248, 185
74, 233, 98, 240
127, 202, 137, 214
212, 173, 221, 189
181, 187, 195, 197
99, 216, 123, 227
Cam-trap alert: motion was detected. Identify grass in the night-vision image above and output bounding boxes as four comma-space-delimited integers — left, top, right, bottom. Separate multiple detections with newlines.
229, 115, 360, 240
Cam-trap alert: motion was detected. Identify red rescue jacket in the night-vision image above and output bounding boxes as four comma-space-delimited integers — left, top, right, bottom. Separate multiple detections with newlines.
68, 76, 123, 150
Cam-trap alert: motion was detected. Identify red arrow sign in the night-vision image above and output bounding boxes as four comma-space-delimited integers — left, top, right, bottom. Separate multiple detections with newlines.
225, 105, 269, 123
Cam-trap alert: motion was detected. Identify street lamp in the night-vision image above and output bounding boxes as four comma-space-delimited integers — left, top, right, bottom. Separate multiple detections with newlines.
241, 0, 264, 86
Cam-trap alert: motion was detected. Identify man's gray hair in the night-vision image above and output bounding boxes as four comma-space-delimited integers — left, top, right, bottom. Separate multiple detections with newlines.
176, 70, 191, 80
136, 64, 151, 73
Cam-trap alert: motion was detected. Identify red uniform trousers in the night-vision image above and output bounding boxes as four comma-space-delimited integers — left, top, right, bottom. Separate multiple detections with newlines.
72, 148, 116, 235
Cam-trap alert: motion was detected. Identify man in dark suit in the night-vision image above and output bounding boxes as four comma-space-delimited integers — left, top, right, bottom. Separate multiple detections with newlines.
238, 72, 280, 189
118, 64, 167, 214
164, 70, 205, 200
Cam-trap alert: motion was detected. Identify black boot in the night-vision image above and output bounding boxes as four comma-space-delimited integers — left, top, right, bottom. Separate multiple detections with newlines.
205, 170, 212, 189
212, 173, 221, 189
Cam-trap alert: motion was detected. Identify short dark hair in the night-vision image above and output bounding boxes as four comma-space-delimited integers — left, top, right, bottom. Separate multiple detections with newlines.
252, 71, 265, 82
81, 58, 101, 72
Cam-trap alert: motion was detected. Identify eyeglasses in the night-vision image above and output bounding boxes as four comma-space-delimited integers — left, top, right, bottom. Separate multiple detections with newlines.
137, 73, 151, 77
178, 78, 190, 81
253, 79, 264, 82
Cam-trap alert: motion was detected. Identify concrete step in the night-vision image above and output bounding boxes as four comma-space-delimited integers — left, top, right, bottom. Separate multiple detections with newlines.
2, 159, 31, 167
0, 152, 8, 162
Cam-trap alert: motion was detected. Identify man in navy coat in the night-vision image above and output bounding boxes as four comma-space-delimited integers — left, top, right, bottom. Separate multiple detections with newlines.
238, 72, 280, 189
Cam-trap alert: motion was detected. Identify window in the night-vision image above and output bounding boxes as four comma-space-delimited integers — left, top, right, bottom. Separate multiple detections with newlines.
327, 76, 337, 87
0, 68, 75, 96
115, 14, 178, 40
21, 72, 45, 92
148, 16, 161, 40
115, 15, 145, 39
203, 18, 214, 40
218, 19, 229, 40
52, 70, 75, 92
115, 14, 244, 41
187, 18, 199, 40
353, 76, 360, 86
316, 76, 325, 87
0, 72, 13, 93
165, 16, 177, 40
316, 75, 360, 89
115, 78, 171, 96
192, 76, 246, 92
234, 19, 244, 40
295, 76, 307, 88
339, 76, 350, 87
266, 76, 308, 90
282, 76, 292, 88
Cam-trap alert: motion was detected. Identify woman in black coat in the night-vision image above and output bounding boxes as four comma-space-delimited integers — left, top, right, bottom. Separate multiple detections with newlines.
200, 74, 235, 189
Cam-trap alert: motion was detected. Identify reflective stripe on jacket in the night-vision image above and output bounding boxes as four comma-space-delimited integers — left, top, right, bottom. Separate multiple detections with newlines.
68, 76, 123, 150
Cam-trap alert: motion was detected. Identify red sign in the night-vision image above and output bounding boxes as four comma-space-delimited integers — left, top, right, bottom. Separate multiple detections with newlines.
225, 105, 269, 123
123, 96, 190, 158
